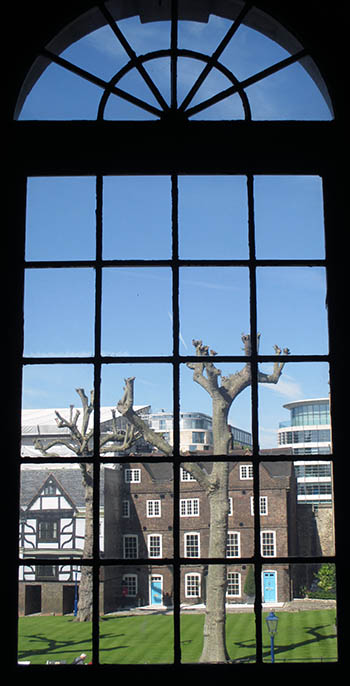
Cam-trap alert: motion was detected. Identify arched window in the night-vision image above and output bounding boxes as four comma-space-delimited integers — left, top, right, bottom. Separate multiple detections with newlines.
7, 0, 346, 676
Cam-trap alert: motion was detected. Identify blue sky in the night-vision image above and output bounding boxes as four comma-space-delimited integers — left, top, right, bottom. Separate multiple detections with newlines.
21, 14, 331, 448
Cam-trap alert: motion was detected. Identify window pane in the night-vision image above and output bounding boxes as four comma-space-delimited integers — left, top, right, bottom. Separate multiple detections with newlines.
262, 564, 337, 662
181, 362, 252, 453
103, 462, 173, 559
101, 363, 173, 457
256, 267, 328, 355
258, 361, 331, 452
101, 565, 174, 664
254, 176, 325, 259
103, 176, 171, 259
181, 564, 256, 663
179, 176, 248, 259
247, 60, 333, 121
19, 61, 103, 120
18, 565, 93, 663
102, 268, 172, 356
26, 177, 96, 261
24, 268, 95, 357
180, 267, 250, 355
20, 464, 94, 558
21, 364, 94, 459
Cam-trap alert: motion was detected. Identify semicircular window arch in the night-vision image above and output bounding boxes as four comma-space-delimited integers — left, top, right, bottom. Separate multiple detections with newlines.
16, 2, 333, 122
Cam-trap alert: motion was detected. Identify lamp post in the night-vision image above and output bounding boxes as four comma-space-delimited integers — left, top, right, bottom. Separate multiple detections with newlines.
265, 611, 279, 663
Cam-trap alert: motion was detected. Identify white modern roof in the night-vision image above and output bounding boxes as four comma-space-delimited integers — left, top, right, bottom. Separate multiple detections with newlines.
21, 405, 150, 435
282, 398, 329, 410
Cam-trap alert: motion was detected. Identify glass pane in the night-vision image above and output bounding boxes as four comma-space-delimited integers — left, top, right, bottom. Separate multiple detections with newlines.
103, 462, 173, 559
26, 177, 96, 261
189, 91, 244, 120
18, 565, 93, 664
101, 565, 174, 664
178, 16, 232, 54
59, 26, 129, 82
21, 364, 94, 458
220, 24, 291, 81
258, 361, 330, 452
19, 61, 103, 120
102, 268, 172, 356
256, 267, 328, 355
262, 564, 337, 663
179, 461, 254, 559
103, 176, 171, 259
103, 92, 159, 120
101, 363, 173, 456
259, 461, 335, 558
20, 464, 94, 559
185, 68, 245, 120
254, 176, 325, 259
247, 60, 333, 121
180, 267, 250, 355
24, 268, 95, 357
181, 564, 256, 663
179, 176, 248, 259
181, 361, 252, 453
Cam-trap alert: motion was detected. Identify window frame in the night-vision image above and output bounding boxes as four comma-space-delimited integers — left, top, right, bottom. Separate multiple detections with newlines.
7, 1, 347, 675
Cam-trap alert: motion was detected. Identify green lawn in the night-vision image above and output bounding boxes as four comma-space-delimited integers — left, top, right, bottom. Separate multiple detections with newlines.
17, 609, 337, 664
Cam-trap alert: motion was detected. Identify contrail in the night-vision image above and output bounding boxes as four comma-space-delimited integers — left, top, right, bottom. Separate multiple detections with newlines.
168, 312, 188, 349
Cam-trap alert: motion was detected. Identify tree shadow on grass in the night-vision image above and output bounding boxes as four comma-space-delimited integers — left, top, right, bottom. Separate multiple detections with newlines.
232, 623, 337, 663
18, 633, 93, 663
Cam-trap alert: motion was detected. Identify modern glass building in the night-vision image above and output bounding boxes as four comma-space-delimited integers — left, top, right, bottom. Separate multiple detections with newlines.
278, 398, 332, 506
145, 411, 252, 453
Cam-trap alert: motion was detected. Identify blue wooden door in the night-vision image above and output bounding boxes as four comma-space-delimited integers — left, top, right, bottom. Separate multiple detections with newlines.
263, 572, 276, 603
151, 576, 162, 605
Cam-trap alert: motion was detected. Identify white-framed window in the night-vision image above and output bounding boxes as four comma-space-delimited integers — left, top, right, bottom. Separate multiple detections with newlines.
123, 534, 138, 559
228, 497, 233, 515
250, 496, 268, 515
180, 467, 196, 481
261, 531, 276, 557
240, 464, 253, 480
226, 572, 241, 597
185, 573, 201, 598
180, 498, 199, 516
122, 574, 137, 597
122, 499, 130, 518
148, 534, 162, 558
124, 468, 141, 483
227, 531, 240, 557
184, 532, 200, 557
147, 499, 161, 517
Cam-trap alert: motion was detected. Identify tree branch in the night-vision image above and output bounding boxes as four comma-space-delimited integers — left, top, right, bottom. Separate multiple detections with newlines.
117, 377, 173, 456
258, 344, 290, 384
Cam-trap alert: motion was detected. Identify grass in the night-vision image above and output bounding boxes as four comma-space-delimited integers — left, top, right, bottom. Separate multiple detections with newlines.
17, 609, 337, 664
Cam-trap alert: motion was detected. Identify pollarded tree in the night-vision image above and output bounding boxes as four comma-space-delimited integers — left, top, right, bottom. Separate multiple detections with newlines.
117, 333, 289, 663
34, 387, 143, 621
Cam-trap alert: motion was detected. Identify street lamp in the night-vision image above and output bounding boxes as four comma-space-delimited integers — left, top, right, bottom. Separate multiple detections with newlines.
265, 611, 279, 663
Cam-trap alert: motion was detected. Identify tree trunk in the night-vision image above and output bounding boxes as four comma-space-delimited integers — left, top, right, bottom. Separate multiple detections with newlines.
76, 462, 94, 622
200, 462, 230, 663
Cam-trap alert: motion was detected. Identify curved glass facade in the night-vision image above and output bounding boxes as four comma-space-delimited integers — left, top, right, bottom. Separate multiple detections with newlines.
290, 401, 329, 426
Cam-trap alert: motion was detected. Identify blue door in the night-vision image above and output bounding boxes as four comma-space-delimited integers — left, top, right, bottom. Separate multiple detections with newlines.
263, 572, 276, 603
151, 576, 162, 605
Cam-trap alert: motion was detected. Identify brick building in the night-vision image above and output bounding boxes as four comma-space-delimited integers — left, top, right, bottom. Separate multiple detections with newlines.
19, 456, 297, 615
103, 456, 298, 611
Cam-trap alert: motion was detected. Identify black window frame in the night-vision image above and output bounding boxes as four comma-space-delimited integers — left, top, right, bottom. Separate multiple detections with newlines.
5, 0, 348, 678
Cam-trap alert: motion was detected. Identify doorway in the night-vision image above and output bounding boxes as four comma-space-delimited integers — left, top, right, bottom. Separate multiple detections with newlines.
263, 571, 277, 603
25, 585, 41, 615
150, 575, 163, 606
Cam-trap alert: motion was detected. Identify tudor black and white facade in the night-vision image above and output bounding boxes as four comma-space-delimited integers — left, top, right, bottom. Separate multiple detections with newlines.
19, 467, 104, 616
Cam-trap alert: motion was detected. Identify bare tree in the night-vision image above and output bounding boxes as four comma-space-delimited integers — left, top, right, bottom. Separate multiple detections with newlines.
34, 388, 142, 621
117, 333, 289, 662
